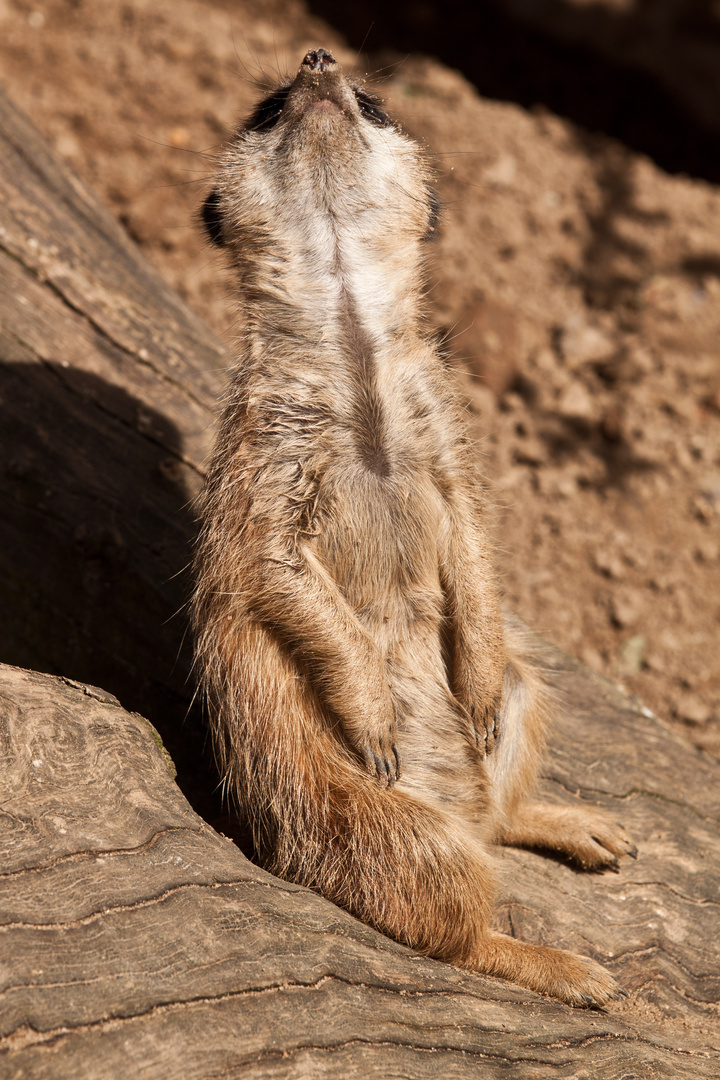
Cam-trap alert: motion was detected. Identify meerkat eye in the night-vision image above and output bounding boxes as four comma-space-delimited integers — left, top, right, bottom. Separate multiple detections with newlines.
353, 88, 391, 127
245, 84, 292, 132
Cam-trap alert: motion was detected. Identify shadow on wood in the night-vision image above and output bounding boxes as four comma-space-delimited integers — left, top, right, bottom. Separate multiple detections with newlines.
0, 86, 225, 820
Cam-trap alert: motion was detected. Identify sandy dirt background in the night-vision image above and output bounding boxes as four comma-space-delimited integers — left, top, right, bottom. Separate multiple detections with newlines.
1, 0, 719, 756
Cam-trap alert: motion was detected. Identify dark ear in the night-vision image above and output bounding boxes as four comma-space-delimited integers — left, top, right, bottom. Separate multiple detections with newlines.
201, 188, 225, 247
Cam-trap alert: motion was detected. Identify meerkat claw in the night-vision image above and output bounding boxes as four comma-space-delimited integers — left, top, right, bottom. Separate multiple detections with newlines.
392, 745, 402, 781
362, 744, 375, 774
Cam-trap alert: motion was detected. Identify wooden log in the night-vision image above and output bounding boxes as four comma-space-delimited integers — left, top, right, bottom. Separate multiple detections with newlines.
0, 86, 719, 1075
0, 659, 718, 1077
0, 87, 225, 819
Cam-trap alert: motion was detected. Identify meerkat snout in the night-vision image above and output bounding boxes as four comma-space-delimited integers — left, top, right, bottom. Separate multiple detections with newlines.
301, 48, 336, 73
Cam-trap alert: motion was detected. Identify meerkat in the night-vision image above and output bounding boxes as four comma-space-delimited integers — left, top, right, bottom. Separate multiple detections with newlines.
193, 48, 637, 1006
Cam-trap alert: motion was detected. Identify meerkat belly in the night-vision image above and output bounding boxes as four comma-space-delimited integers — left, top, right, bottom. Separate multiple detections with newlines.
309, 459, 485, 810
312, 460, 450, 678
308, 455, 455, 725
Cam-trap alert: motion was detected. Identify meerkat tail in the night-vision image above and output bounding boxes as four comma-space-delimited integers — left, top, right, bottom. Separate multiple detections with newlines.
291, 796, 496, 965
237, 732, 624, 1006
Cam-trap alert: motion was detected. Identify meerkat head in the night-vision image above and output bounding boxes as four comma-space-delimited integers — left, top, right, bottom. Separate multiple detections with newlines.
201, 49, 439, 273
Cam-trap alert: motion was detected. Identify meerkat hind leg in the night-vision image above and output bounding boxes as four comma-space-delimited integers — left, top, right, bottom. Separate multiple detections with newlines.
500, 802, 638, 871
468, 931, 626, 1007
489, 624, 637, 872
440, 659, 630, 1003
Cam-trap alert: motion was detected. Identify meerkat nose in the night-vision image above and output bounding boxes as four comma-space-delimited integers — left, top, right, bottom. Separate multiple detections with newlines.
302, 48, 336, 72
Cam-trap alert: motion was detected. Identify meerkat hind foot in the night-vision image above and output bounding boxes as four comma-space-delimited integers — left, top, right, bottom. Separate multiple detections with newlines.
500, 802, 638, 872
472, 932, 624, 1007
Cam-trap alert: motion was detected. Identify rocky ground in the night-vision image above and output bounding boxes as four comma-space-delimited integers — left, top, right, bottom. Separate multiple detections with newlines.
1, 0, 718, 755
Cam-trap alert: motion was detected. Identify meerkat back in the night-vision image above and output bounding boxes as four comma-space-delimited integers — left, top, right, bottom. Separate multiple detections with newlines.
193, 49, 636, 1007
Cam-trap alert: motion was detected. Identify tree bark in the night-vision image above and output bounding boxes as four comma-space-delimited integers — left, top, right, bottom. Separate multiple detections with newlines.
0, 87, 718, 1076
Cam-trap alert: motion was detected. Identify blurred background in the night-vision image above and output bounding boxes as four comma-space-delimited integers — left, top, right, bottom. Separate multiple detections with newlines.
1, 0, 718, 759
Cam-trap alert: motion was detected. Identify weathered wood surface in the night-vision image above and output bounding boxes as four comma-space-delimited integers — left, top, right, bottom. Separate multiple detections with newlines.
1, 660, 718, 1078
0, 86, 225, 819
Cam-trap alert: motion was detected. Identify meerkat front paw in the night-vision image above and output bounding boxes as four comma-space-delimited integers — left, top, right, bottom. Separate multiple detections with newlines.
453, 653, 505, 758
468, 703, 501, 757
360, 724, 401, 786
453, 691, 502, 757
358, 725, 399, 786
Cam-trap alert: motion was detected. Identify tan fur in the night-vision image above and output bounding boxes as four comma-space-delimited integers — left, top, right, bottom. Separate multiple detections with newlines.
193, 50, 636, 1007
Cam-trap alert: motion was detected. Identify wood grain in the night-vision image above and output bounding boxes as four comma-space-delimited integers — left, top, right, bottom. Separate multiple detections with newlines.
1, 660, 719, 1078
